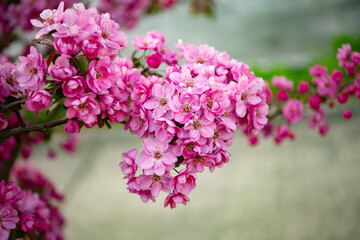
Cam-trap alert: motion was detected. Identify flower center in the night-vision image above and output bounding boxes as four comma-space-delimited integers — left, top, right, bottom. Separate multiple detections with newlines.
28, 67, 38, 75
196, 56, 205, 64
152, 150, 163, 161
194, 156, 205, 165
96, 68, 103, 80
159, 98, 167, 107
6, 74, 15, 86
192, 120, 202, 130
185, 80, 195, 88
206, 99, 214, 109
185, 142, 195, 151
212, 130, 220, 140
241, 92, 249, 101
152, 174, 162, 183
181, 104, 192, 113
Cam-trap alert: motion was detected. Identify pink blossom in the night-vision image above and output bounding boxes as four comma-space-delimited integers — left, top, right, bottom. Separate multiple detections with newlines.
343, 109, 352, 119
24, 90, 51, 114
130, 76, 158, 105
314, 75, 338, 98
61, 133, 79, 153
297, 81, 309, 93
331, 70, 344, 83
30, 2, 64, 39
274, 125, 292, 144
132, 31, 164, 50
20, 214, 37, 233
337, 44, 352, 67
283, 100, 304, 124
276, 90, 289, 101
174, 138, 210, 159
179, 43, 215, 64
164, 192, 190, 209
64, 119, 81, 133
48, 56, 76, 82
120, 149, 138, 179
136, 173, 173, 197
308, 109, 328, 136
64, 93, 100, 128
0, 63, 23, 101
0, 203, 19, 231
146, 53, 162, 69
124, 106, 151, 138
137, 138, 177, 176
99, 94, 129, 124
97, 13, 127, 56
82, 38, 101, 59
272, 76, 294, 91
352, 52, 360, 65
62, 76, 86, 98
17, 46, 47, 94
169, 68, 208, 94
156, 43, 177, 65
171, 169, 197, 195
54, 37, 80, 56
0, 114, 7, 130
337, 93, 349, 104
168, 93, 200, 124
309, 96, 322, 110
143, 83, 175, 119
86, 57, 115, 94
150, 117, 180, 143
14, 190, 40, 215
201, 89, 230, 121
309, 65, 327, 77
211, 124, 234, 149
235, 76, 262, 118
185, 154, 216, 173
0, 180, 22, 204
54, 8, 98, 42
183, 114, 216, 141
249, 102, 269, 130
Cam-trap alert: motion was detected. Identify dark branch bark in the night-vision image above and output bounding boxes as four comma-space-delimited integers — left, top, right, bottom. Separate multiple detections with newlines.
0, 98, 27, 113
0, 118, 68, 139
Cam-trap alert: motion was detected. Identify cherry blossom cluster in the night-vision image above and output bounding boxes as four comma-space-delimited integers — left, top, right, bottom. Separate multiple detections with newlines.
119, 33, 269, 208
98, 0, 177, 30
0, 163, 64, 240
253, 43, 360, 145
0, 0, 75, 34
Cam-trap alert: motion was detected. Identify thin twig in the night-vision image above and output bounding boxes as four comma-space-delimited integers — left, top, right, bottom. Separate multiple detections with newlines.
0, 118, 68, 139
14, 109, 25, 128
1, 98, 27, 113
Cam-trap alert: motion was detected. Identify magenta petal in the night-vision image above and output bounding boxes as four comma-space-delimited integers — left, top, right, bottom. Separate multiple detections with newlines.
154, 161, 166, 176
151, 183, 162, 197
138, 154, 154, 169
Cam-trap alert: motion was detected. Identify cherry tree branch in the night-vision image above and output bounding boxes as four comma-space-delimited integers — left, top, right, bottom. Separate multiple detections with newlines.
0, 118, 68, 139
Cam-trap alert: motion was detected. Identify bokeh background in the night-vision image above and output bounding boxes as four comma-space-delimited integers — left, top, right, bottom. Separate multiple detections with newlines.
29, 0, 360, 239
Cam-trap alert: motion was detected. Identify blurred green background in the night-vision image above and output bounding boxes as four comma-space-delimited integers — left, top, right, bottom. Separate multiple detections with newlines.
30, 0, 360, 239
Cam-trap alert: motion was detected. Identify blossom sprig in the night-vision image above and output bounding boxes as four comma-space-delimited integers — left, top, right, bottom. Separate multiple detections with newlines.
252, 43, 360, 145
0, 163, 65, 240
120, 34, 269, 208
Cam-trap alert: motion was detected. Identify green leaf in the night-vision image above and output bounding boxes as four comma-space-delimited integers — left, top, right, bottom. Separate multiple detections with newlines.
73, 57, 89, 75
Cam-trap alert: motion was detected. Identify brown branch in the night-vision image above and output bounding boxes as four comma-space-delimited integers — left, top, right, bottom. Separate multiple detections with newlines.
0, 118, 68, 139
1, 98, 27, 113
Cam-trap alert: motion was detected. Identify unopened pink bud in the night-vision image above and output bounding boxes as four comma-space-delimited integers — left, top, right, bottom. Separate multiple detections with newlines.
309, 96, 322, 110
297, 81, 309, 94
337, 93, 349, 104
146, 53, 162, 69
276, 90, 289, 101
331, 70, 344, 83
343, 109, 352, 119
